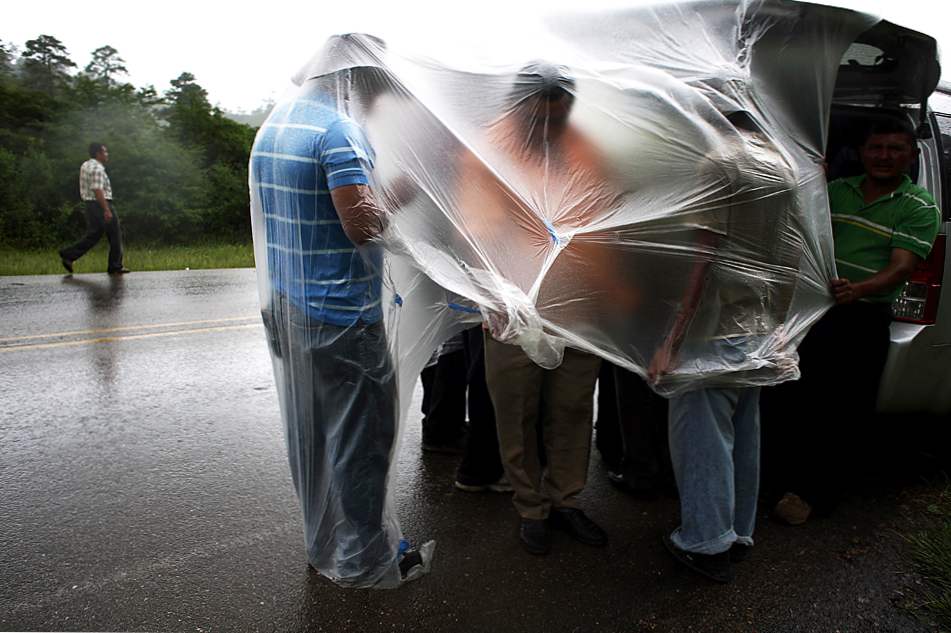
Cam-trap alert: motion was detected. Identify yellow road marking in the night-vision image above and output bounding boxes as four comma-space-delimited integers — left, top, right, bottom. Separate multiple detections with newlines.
0, 323, 262, 353
0, 316, 259, 343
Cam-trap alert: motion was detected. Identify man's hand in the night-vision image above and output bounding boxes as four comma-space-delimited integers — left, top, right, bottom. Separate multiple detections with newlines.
95, 189, 112, 223
831, 277, 862, 305
831, 249, 920, 305
481, 309, 513, 343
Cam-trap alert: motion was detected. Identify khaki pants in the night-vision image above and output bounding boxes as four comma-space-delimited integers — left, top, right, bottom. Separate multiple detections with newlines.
484, 334, 602, 520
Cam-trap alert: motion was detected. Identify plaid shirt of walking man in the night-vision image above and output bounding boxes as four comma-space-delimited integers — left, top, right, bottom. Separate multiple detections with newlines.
59, 142, 130, 274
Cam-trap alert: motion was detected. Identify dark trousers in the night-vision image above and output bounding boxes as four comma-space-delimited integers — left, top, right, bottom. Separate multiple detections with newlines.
595, 361, 671, 492
762, 302, 892, 513
594, 363, 620, 469
457, 326, 504, 483
61, 200, 124, 272
420, 348, 468, 445
612, 365, 672, 492
263, 298, 398, 585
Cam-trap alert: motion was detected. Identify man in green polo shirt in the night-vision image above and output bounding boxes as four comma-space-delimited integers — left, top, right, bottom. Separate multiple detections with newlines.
767, 118, 940, 525
827, 126, 940, 304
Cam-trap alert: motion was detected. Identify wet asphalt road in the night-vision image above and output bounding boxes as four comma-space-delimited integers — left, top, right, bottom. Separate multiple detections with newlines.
0, 268, 943, 632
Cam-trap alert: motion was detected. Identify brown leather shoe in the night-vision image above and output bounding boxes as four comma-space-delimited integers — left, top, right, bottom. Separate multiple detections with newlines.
773, 492, 812, 526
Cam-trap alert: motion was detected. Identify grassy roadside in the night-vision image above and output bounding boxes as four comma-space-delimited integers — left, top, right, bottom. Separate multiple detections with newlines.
906, 485, 951, 629
0, 243, 254, 276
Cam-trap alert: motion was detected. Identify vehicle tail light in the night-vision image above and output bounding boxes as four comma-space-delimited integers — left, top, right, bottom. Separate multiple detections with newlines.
892, 233, 946, 324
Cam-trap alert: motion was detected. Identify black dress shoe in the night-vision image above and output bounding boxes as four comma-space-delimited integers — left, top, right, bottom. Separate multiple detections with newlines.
108, 267, 131, 275
729, 543, 751, 563
519, 518, 550, 555
549, 508, 608, 546
662, 533, 733, 584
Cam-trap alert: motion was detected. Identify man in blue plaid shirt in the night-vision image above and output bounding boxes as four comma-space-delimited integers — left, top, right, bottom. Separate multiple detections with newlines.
251, 34, 431, 588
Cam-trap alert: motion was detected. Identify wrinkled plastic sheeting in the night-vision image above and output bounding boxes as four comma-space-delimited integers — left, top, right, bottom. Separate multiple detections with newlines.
250, 0, 879, 587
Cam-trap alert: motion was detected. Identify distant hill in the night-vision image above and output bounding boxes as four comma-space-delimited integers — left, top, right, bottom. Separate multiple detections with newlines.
223, 103, 273, 128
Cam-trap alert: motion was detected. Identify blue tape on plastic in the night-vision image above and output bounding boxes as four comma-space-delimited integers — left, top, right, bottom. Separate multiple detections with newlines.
543, 219, 561, 245
394, 294, 403, 306
447, 302, 480, 314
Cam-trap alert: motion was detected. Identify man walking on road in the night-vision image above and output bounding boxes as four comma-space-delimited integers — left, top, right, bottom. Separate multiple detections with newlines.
59, 143, 129, 275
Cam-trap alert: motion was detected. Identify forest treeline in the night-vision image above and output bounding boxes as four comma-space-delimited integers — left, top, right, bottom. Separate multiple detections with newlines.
0, 35, 258, 248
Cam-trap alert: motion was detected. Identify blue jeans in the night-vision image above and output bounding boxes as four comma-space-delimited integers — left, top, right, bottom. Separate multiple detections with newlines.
668, 385, 761, 555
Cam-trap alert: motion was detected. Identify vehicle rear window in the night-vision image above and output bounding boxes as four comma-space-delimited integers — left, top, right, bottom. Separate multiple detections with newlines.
930, 91, 951, 115
840, 43, 889, 67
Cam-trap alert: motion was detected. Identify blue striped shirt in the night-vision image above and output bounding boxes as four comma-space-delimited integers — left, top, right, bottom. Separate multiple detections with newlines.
251, 98, 382, 326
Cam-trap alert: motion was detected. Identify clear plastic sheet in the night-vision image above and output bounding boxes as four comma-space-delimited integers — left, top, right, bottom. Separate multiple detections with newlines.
250, 2, 881, 587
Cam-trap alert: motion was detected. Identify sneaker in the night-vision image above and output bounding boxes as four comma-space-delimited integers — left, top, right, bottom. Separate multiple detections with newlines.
399, 548, 423, 578
60, 257, 73, 274
663, 533, 733, 584
398, 538, 436, 583
454, 475, 513, 493
729, 543, 751, 563
519, 518, 550, 555
549, 508, 608, 547
773, 492, 812, 526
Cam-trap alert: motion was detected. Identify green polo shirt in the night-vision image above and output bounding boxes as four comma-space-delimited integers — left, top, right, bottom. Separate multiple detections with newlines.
828, 174, 941, 303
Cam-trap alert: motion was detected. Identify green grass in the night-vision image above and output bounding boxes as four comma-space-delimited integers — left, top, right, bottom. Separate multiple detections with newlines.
906, 486, 951, 629
0, 243, 254, 276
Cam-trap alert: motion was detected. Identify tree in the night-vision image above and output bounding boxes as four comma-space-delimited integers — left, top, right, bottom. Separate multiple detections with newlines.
20, 35, 76, 95
0, 40, 16, 77
167, 72, 210, 111
84, 45, 128, 86
136, 84, 164, 108
164, 72, 212, 144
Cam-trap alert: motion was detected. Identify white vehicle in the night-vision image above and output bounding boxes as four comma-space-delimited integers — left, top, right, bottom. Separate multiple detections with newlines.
878, 80, 950, 413
821, 21, 948, 413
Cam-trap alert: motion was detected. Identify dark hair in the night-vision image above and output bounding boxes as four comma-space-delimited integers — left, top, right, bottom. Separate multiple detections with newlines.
862, 119, 917, 146
88, 142, 106, 158
350, 66, 396, 100
508, 61, 576, 107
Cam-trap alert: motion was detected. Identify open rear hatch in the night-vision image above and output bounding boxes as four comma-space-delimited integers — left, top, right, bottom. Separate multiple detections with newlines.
833, 18, 941, 108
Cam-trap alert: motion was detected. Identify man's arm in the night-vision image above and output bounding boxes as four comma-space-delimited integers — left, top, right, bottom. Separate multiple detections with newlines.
330, 184, 386, 246
95, 188, 112, 223
89, 163, 112, 223
831, 247, 920, 304
648, 229, 719, 383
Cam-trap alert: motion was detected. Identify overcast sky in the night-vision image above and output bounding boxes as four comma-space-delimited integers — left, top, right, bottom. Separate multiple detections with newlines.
4, 0, 949, 112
